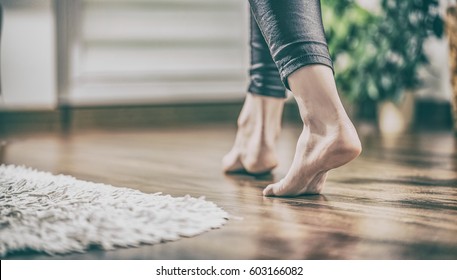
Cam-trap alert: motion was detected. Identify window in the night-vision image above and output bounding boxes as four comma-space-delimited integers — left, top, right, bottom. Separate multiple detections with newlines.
57, 0, 249, 106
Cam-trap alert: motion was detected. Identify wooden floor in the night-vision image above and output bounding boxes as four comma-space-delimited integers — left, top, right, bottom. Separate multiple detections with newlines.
1, 123, 456, 259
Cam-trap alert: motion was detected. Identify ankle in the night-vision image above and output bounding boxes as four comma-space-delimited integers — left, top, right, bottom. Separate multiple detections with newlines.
238, 94, 284, 129
331, 121, 362, 160
303, 113, 361, 154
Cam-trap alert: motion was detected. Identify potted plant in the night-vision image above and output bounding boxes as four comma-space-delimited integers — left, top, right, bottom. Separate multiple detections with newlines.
322, 0, 444, 133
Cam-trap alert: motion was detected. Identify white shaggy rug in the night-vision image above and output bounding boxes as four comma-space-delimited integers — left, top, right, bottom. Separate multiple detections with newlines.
0, 164, 229, 256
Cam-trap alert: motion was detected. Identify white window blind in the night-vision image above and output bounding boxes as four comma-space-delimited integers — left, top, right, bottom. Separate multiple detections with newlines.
62, 0, 249, 105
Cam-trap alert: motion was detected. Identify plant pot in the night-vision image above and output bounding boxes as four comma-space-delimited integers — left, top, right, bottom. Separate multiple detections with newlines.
377, 91, 415, 135
446, 4, 457, 134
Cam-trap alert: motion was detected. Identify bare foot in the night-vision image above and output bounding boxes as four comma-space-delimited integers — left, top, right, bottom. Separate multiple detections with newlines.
263, 65, 362, 196
223, 93, 285, 174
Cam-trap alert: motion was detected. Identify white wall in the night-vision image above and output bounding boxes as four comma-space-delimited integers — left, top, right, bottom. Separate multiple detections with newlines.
0, 0, 57, 110
64, 0, 249, 106
416, 0, 453, 102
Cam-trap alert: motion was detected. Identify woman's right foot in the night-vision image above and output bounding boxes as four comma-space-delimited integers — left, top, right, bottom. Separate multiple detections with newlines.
263, 65, 362, 197
222, 93, 285, 174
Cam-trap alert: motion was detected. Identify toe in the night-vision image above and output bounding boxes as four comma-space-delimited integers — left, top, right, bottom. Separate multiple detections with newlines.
222, 152, 245, 173
262, 180, 284, 196
263, 185, 274, 196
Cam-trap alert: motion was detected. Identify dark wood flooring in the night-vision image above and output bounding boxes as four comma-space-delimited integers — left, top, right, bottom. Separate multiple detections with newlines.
1, 123, 456, 259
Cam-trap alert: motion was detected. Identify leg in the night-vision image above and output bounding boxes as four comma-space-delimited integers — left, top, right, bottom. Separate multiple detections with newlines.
222, 11, 286, 174
248, 0, 362, 196
247, 10, 285, 99
264, 65, 361, 196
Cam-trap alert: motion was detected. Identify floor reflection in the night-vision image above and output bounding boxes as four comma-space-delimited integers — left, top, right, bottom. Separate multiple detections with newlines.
2, 126, 457, 259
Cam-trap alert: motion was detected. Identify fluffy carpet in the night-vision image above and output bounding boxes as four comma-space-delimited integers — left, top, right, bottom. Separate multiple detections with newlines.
0, 164, 229, 256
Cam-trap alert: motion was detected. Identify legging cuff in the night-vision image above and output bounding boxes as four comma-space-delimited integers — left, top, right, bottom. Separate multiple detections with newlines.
247, 84, 286, 99
280, 54, 334, 91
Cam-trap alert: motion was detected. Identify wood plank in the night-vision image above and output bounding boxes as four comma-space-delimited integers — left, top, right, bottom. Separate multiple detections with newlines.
1, 124, 456, 259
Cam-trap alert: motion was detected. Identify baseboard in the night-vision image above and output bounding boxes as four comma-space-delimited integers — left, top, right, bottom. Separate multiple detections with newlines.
0, 102, 302, 136
1, 99, 453, 137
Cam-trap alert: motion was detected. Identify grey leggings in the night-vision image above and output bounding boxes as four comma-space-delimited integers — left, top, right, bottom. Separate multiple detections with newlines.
248, 0, 333, 98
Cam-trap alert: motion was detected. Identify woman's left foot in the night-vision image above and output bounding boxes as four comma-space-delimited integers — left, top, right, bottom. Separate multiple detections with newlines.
223, 93, 285, 174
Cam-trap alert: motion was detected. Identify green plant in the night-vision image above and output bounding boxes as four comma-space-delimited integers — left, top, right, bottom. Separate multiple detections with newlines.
322, 0, 444, 102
